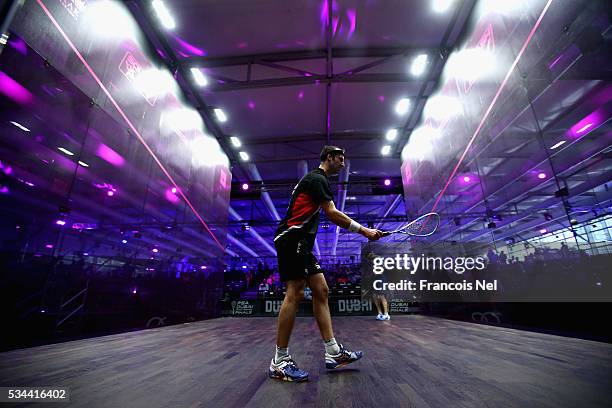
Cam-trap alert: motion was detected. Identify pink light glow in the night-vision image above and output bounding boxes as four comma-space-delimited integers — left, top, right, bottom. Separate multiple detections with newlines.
242, 183, 249, 190
538, 172, 546, 179
384, 179, 391, 186
346, 9, 356, 39
0, 71, 34, 105
56, 220, 66, 226
539, 228, 547, 234
132, 289, 137, 294
298, 91, 304, 99
165, 188, 180, 203
248, 101, 255, 109
463, 176, 471, 183
172, 35, 206, 56
238, 42, 248, 49
152, 248, 159, 253
569, 108, 606, 138
378, 95, 385, 102
45, 244, 53, 249
96, 143, 125, 167
107, 190, 114, 197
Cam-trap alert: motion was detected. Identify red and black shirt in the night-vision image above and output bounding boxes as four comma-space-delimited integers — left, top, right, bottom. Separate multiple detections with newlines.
274, 168, 333, 246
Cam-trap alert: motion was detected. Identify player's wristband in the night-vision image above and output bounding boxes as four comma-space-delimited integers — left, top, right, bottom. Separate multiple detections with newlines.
348, 220, 362, 233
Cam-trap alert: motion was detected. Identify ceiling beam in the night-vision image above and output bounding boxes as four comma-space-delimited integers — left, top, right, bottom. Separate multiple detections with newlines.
183, 47, 447, 68
208, 73, 427, 92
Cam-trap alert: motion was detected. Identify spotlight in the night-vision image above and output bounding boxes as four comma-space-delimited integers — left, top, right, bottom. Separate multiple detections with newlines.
410, 54, 428, 77
385, 129, 398, 141
214, 108, 227, 122
539, 228, 547, 234
381, 145, 391, 156
122, 239, 128, 244
152, 0, 175, 30
107, 190, 115, 197
230, 136, 242, 148
171, 187, 177, 194
152, 248, 159, 253
239, 151, 249, 161
463, 176, 471, 183
395, 98, 411, 115
55, 220, 66, 226
241, 183, 249, 191
538, 172, 547, 179
190, 67, 208, 87
383, 179, 391, 186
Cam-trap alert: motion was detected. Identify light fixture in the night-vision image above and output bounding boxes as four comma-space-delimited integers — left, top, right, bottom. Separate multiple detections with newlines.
152, 0, 176, 30
171, 187, 177, 193
538, 172, 547, 179
433, 0, 454, 13
241, 183, 249, 190
463, 176, 471, 183
381, 145, 391, 156
190, 67, 208, 87
230, 136, 242, 148
395, 98, 411, 115
385, 129, 398, 141
239, 151, 249, 161
383, 179, 391, 186
214, 108, 227, 122
10, 121, 30, 132
58, 147, 74, 156
550, 140, 566, 150
78, 161, 89, 167
410, 54, 428, 76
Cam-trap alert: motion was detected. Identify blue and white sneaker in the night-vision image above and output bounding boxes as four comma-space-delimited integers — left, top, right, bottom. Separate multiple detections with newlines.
325, 344, 363, 369
269, 356, 309, 382
383, 314, 391, 321
376, 313, 385, 321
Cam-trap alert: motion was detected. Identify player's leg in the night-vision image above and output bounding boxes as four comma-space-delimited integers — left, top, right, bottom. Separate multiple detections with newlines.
269, 277, 309, 381
276, 278, 306, 348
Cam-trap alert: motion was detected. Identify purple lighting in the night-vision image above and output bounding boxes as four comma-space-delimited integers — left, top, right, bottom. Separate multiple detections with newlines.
200, 265, 207, 270
463, 176, 471, 183
96, 143, 125, 167
132, 288, 137, 294
55, 220, 66, 226
538, 172, 546, 179
248, 101, 255, 109
45, 244, 53, 249
152, 248, 159, 253
298, 91, 304, 99
0, 71, 34, 105
171, 187, 177, 194
107, 190, 114, 197
383, 179, 391, 186
242, 183, 249, 191
569, 108, 606, 138
539, 228, 547, 234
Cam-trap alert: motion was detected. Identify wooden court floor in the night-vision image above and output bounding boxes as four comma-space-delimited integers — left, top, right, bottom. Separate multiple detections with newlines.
1, 315, 611, 407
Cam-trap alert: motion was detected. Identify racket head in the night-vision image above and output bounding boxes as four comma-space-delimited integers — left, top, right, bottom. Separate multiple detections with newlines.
388, 212, 440, 236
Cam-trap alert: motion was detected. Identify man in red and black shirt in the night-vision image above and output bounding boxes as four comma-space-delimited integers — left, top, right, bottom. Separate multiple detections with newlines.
269, 146, 383, 382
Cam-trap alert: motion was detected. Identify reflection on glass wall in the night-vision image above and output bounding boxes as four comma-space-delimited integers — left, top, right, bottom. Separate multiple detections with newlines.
400, 0, 611, 266
0, 1, 230, 350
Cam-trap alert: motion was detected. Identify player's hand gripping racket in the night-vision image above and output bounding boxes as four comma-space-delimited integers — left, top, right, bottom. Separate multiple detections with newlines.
381, 212, 440, 237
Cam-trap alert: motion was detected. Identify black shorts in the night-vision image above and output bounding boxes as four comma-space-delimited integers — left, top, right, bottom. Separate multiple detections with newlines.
275, 236, 323, 282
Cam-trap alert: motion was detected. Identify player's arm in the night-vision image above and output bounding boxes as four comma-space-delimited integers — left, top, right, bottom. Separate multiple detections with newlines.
321, 200, 383, 241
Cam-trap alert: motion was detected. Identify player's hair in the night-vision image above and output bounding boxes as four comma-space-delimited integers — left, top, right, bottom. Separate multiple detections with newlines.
320, 145, 345, 162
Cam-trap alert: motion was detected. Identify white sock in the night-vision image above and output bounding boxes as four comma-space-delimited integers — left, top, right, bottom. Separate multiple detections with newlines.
274, 345, 289, 363
324, 337, 341, 355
